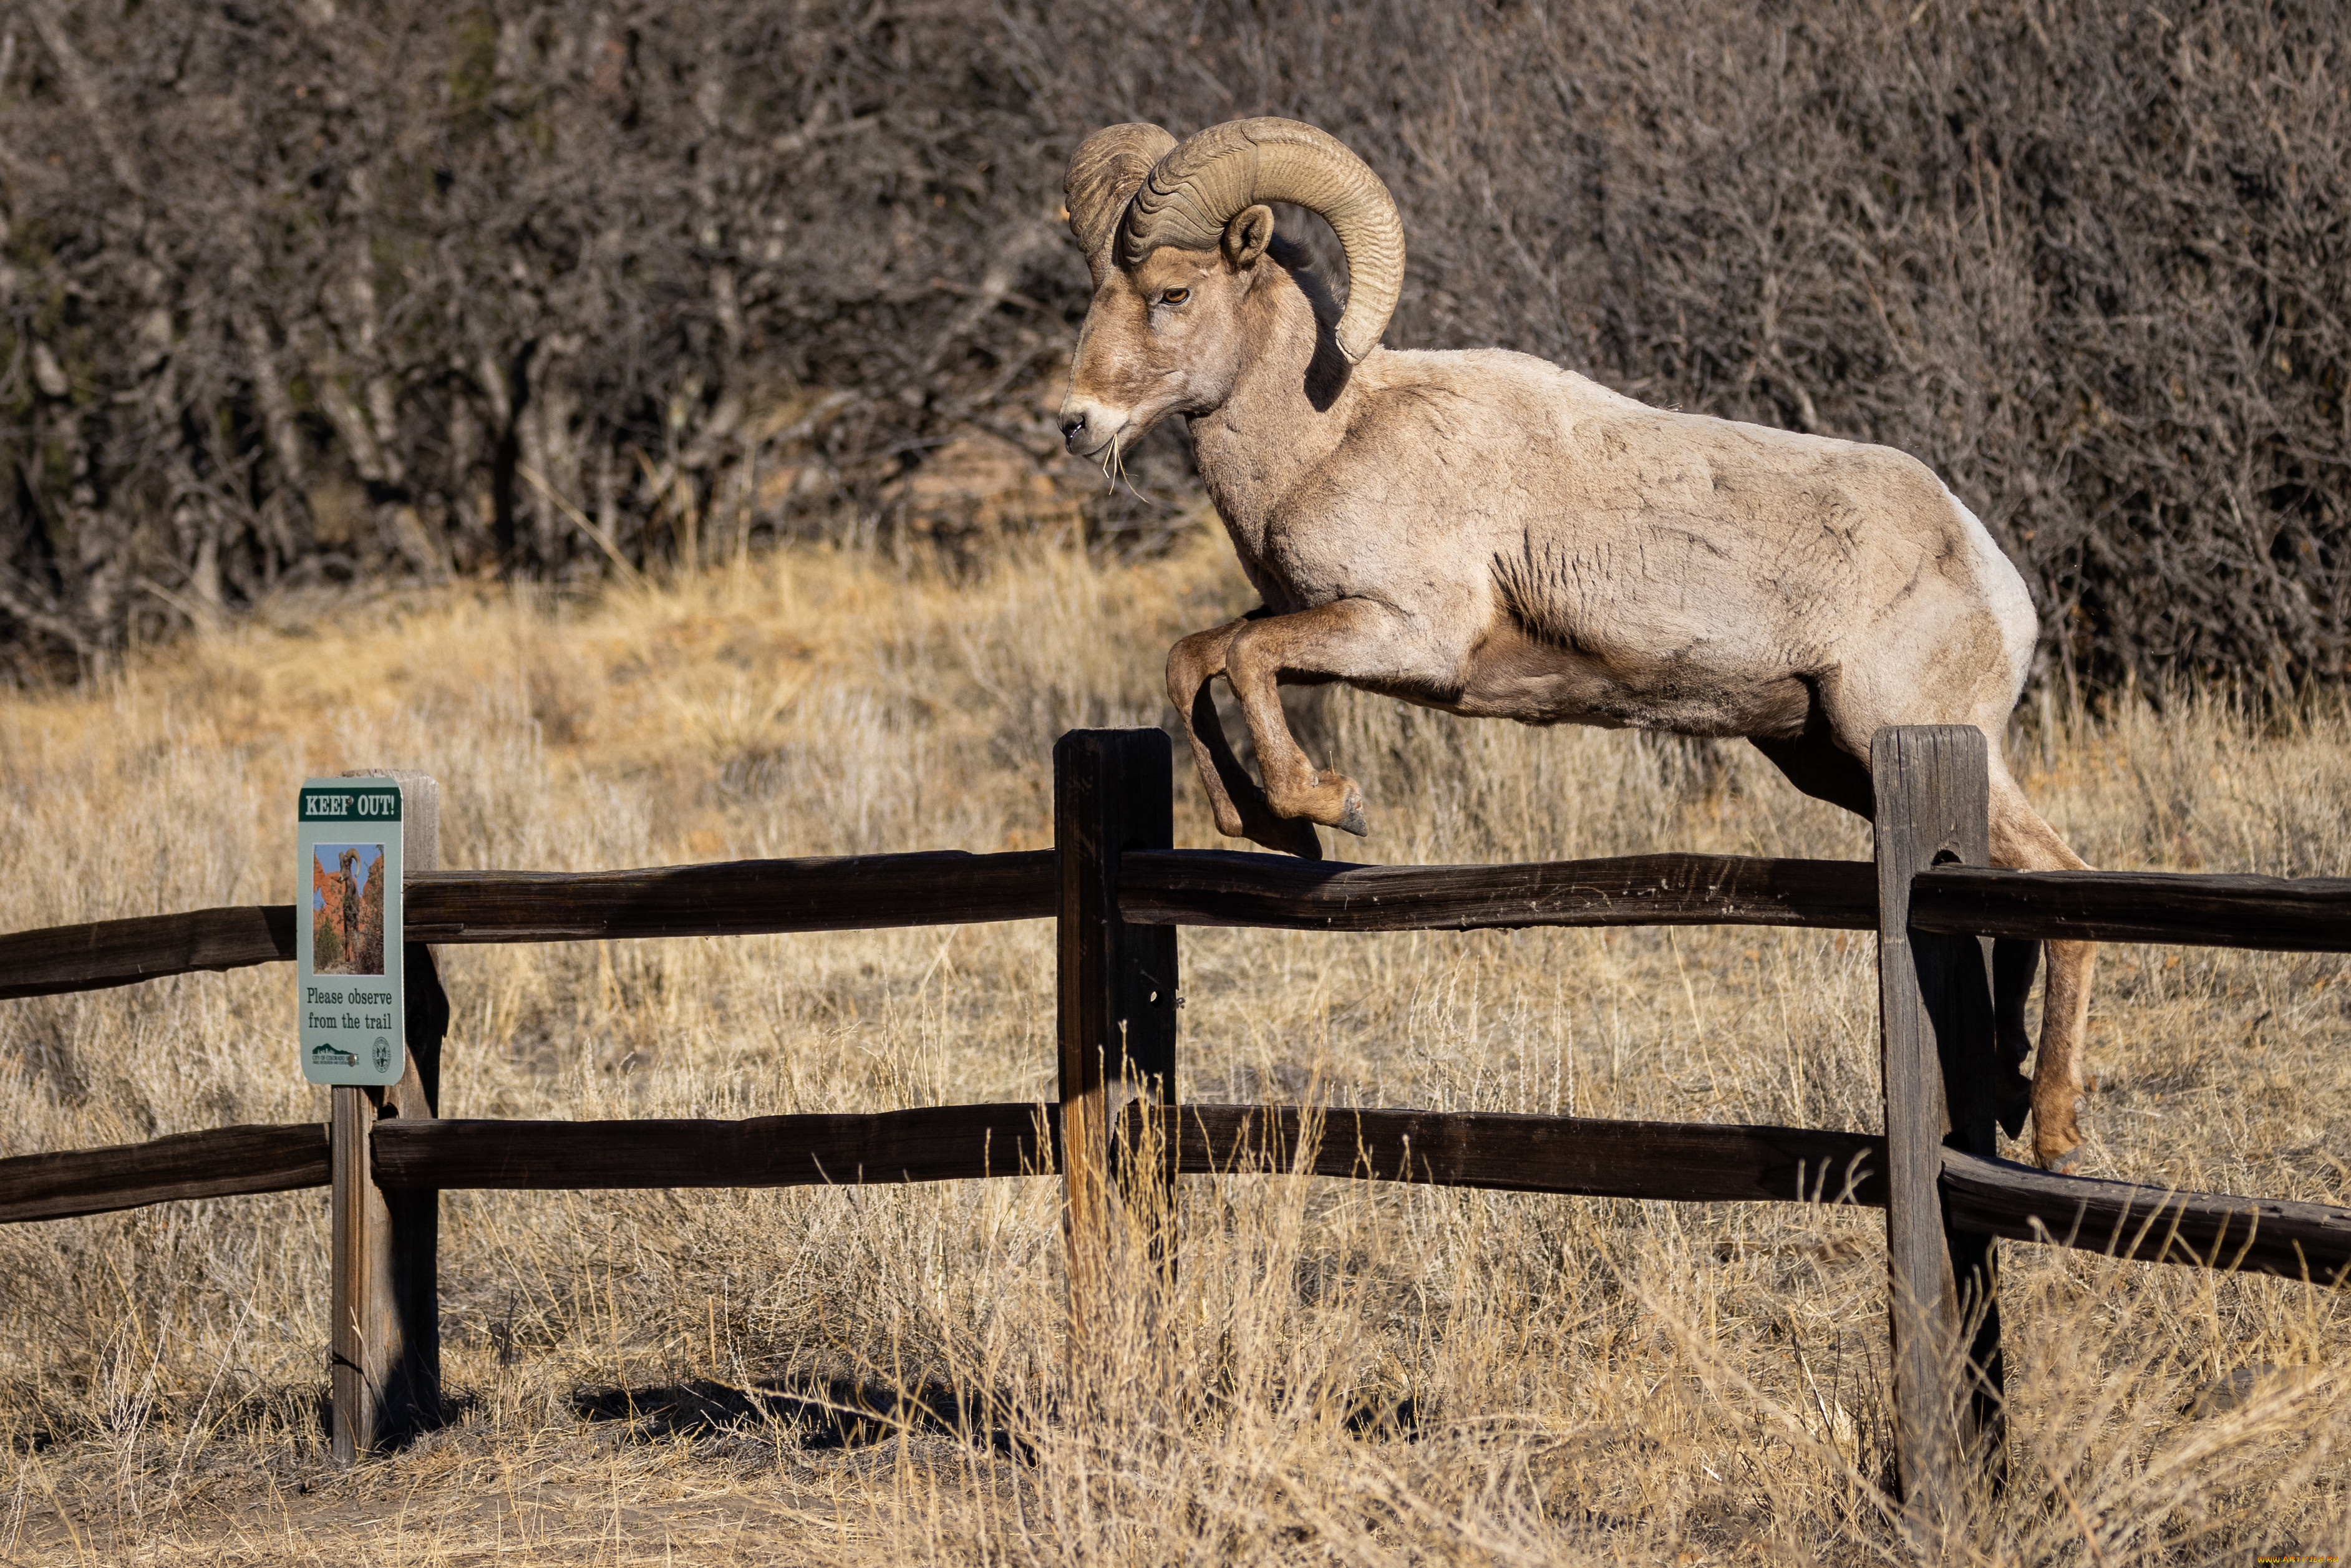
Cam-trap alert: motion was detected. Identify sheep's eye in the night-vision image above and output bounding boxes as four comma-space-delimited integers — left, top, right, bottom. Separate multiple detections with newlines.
1161, 287, 1190, 306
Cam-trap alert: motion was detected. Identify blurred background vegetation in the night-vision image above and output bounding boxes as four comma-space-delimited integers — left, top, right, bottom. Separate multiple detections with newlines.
1, 0, 2344, 694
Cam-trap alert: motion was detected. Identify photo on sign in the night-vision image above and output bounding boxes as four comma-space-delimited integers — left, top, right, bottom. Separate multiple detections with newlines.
311, 843, 387, 975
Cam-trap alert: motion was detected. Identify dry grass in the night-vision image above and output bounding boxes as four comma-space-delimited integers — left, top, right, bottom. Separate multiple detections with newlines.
14, 0, 2351, 689
1, 529, 2349, 1564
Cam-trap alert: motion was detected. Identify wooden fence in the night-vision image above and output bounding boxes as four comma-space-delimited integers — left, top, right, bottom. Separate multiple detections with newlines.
3, 727, 2349, 1536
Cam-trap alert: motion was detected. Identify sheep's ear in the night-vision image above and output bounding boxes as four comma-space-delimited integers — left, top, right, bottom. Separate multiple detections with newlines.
1222, 205, 1275, 270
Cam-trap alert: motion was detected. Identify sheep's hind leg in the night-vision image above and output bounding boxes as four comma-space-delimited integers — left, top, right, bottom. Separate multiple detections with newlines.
1751, 724, 2035, 1145
1989, 777, 2097, 1171
1224, 600, 1410, 836
1168, 621, 1323, 860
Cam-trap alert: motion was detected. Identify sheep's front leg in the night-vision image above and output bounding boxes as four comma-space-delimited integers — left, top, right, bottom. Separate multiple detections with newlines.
1224, 599, 1405, 836
1168, 621, 1324, 860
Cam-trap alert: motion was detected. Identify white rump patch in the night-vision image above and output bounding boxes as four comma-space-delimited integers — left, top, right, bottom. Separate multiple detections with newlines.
1942, 482, 2037, 694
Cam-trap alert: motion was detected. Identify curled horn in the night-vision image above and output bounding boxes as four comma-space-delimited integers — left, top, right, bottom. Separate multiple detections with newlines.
1118, 117, 1404, 365
1064, 123, 1179, 286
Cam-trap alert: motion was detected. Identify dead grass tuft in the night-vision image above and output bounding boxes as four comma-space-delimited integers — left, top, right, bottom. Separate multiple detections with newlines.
1, 533, 2347, 1563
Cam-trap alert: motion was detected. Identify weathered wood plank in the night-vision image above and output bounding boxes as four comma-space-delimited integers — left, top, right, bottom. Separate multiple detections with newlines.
17, 1105, 2343, 1289
1912, 866, 2351, 951
1055, 731, 1181, 1347
1125, 851, 2351, 951
384, 938, 448, 1448
332, 770, 445, 1463
1940, 1148, 2351, 1283
400, 851, 1059, 942
0, 1123, 327, 1223
1118, 849, 1879, 932
1159, 1104, 1886, 1205
371, 1103, 1058, 1190
330, 1085, 373, 1463
1170, 1106, 2351, 1280
1874, 725, 2002, 1521
0, 852, 1056, 1000
375, 1103, 1879, 1204
0, 905, 298, 1000
9, 854, 2349, 1006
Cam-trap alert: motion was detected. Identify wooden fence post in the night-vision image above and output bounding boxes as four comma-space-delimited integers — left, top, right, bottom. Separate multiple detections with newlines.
1873, 727, 2006, 1535
1054, 730, 1180, 1347
331, 770, 449, 1463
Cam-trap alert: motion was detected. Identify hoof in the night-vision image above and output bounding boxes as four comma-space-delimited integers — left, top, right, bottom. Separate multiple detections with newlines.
1334, 793, 1369, 838
2039, 1144, 2084, 1176
1299, 772, 1368, 838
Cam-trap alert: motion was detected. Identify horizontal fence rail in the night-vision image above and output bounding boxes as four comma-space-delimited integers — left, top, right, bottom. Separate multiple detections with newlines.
1173, 1103, 1884, 1205
0, 850, 1057, 1001
1936, 1146, 2351, 1281
1121, 851, 2351, 952
0, 905, 300, 1002
11, 850, 2350, 1005
401, 851, 1057, 944
0, 1123, 327, 1224
6, 727, 2342, 1505
1117, 851, 1879, 932
1909, 865, 2351, 951
371, 1104, 1059, 1191
1176, 1106, 2350, 1282
9, 1105, 2343, 1284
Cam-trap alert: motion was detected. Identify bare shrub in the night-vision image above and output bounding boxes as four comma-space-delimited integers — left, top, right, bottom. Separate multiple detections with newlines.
1, 0, 2345, 691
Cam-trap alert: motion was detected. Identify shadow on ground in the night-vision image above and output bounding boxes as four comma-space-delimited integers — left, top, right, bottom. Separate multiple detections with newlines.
574, 1378, 1419, 1456
573, 1377, 1029, 1456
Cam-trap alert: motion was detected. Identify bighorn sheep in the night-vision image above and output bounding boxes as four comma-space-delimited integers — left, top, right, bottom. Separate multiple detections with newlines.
1057, 117, 2097, 1170
313, 849, 359, 967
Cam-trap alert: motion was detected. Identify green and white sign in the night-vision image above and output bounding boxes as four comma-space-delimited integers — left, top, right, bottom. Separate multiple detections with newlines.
297, 779, 405, 1085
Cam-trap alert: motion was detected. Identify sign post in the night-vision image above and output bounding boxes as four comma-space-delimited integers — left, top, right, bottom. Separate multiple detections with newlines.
298, 780, 405, 1086
306, 771, 444, 1463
